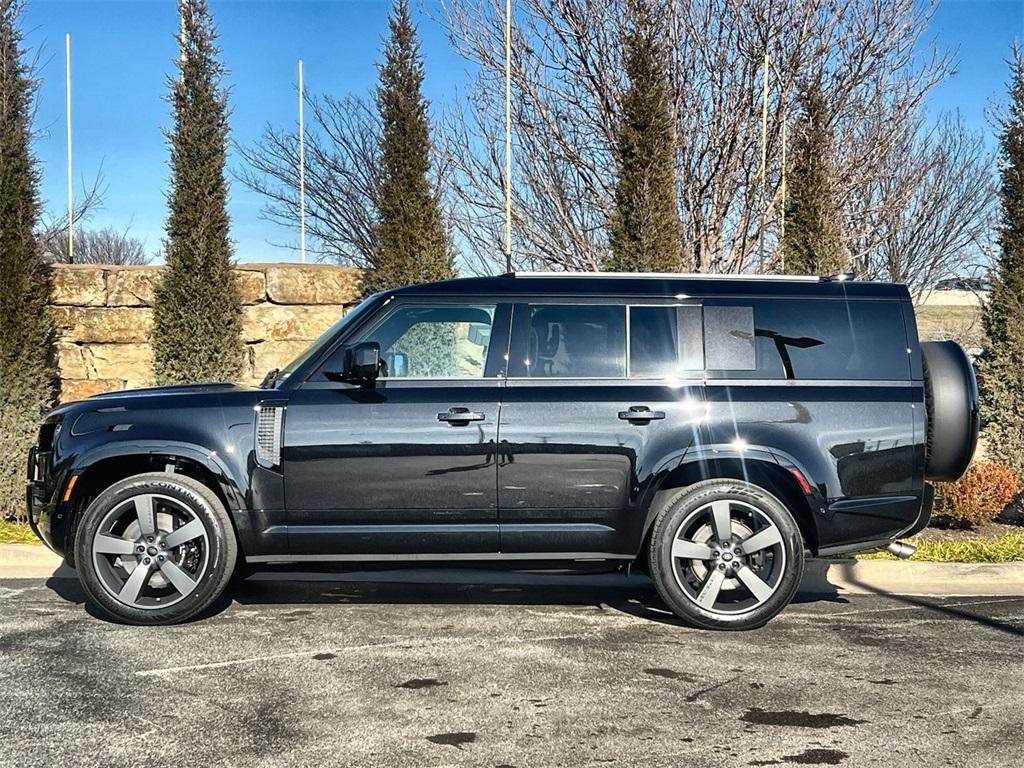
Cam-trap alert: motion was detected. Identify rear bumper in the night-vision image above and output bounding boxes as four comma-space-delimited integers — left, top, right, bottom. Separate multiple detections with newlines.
816, 484, 934, 558
903, 482, 935, 539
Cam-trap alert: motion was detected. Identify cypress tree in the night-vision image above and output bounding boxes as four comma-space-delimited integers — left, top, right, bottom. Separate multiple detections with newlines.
152, 0, 243, 384
781, 81, 847, 276
369, 0, 453, 292
980, 49, 1024, 468
0, 1, 56, 520
606, 0, 682, 272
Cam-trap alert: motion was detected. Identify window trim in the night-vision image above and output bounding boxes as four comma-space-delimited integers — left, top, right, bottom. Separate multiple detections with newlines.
305, 297, 513, 384
507, 300, 705, 382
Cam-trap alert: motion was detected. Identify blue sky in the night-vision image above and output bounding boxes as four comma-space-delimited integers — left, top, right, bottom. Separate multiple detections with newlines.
20, 0, 1024, 263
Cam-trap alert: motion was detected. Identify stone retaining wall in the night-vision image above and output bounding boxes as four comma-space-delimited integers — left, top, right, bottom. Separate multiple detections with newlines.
51, 263, 362, 402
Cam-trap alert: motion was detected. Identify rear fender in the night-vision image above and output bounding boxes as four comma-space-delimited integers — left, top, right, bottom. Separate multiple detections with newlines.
639, 444, 824, 556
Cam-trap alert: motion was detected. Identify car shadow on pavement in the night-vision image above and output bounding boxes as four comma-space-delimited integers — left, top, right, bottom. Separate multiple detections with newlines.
836, 570, 1024, 638
43, 565, 851, 625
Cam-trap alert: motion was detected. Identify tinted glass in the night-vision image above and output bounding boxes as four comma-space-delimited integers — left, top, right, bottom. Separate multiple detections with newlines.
629, 305, 704, 378
704, 306, 756, 370
704, 299, 910, 381
358, 303, 496, 378
525, 304, 626, 378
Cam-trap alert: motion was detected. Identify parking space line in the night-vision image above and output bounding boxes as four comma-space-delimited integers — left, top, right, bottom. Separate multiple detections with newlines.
134, 640, 405, 677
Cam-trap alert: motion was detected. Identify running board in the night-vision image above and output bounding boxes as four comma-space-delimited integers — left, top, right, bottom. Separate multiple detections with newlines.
246, 552, 634, 565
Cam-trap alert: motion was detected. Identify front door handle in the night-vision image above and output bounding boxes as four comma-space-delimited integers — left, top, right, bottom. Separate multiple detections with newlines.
618, 406, 666, 422
438, 407, 485, 424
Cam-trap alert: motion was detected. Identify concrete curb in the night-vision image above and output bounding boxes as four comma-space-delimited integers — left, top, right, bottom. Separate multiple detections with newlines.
800, 558, 1024, 597
0, 544, 75, 579
2, 544, 1023, 596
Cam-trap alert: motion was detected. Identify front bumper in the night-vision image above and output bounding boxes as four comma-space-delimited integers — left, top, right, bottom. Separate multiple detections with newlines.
26, 444, 57, 552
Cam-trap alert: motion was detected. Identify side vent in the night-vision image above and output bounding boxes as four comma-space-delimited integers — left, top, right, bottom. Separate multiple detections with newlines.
255, 403, 285, 468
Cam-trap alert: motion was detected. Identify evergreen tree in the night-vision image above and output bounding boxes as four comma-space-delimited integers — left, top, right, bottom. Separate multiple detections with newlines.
606, 0, 682, 272
152, 0, 243, 384
980, 48, 1024, 468
781, 81, 847, 276
0, 1, 56, 520
369, 0, 453, 292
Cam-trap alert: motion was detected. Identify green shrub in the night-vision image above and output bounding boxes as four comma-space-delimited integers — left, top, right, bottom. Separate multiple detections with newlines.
932, 460, 1020, 528
152, 0, 243, 384
0, 3, 57, 522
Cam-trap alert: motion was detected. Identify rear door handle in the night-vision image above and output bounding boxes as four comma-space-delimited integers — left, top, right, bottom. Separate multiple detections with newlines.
618, 406, 665, 422
438, 407, 486, 424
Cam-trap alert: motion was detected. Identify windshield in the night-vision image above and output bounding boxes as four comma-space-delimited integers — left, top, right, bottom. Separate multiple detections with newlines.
269, 294, 382, 386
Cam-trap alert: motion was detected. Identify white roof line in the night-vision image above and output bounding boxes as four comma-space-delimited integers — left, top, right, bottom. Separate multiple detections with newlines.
512, 271, 826, 282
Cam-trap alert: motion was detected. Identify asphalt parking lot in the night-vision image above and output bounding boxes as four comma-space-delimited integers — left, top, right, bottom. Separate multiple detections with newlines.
1, 570, 1022, 768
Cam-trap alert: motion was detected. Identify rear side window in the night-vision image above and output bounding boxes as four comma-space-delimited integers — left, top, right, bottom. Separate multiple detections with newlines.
523, 304, 626, 378
705, 299, 910, 381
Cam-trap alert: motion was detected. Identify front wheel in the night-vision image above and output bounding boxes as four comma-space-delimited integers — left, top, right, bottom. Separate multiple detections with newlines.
648, 480, 804, 630
74, 472, 237, 625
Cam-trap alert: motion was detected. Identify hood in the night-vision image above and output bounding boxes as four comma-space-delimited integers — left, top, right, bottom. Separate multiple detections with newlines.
45, 382, 261, 422
84, 382, 251, 400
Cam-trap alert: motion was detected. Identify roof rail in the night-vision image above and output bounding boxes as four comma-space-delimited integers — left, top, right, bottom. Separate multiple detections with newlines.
509, 271, 825, 282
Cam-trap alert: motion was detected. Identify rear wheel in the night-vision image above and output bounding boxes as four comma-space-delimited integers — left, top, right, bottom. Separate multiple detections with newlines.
74, 472, 237, 625
648, 480, 804, 630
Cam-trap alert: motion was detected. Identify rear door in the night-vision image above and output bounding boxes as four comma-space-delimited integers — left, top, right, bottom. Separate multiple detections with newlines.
496, 300, 705, 557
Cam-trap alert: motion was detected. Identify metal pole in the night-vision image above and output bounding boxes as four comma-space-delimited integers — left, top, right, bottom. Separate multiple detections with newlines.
65, 33, 74, 263
758, 52, 768, 269
504, 0, 512, 273
780, 111, 787, 270
299, 59, 306, 264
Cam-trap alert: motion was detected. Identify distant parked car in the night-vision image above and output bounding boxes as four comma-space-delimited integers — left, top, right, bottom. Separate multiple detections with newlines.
934, 277, 990, 292
27, 272, 980, 630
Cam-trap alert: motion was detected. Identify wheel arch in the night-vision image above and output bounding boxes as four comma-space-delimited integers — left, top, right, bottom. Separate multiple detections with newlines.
62, 444, 245, 567
634, 452, 822, 572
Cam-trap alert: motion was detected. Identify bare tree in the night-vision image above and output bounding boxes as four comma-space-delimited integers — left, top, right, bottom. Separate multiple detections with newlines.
441, 0, 951, 274
236, 93, 381, 267
854, 114, 997, 294
43, 225, 152, 265
36, 170, 106, 261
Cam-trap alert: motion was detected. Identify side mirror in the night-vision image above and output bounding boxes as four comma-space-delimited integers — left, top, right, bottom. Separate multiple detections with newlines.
342, 342, 381, 384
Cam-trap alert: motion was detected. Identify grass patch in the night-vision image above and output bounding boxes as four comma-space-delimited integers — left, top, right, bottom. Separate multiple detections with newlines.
858, 530, 1024, 563
0, 521, 39, 545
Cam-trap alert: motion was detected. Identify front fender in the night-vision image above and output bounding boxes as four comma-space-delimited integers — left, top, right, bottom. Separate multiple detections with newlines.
71, 440, 246, 512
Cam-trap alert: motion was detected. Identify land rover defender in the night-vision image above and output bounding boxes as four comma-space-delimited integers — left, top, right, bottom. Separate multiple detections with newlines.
27, 273, 979, 629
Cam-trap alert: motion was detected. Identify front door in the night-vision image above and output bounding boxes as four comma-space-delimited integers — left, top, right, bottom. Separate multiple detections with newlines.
282, 300, 511, 557
497, 301, 704, 557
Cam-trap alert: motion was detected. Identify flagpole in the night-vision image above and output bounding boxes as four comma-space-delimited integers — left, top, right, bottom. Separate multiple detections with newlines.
65, 33, 74, 263
299, 59, 306, 264
758, 52, 768, 269
780, 109, 787, 270
504, 0, 512, 273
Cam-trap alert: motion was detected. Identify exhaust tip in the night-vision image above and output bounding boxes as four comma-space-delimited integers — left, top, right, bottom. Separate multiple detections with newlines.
885, 541, 917, 560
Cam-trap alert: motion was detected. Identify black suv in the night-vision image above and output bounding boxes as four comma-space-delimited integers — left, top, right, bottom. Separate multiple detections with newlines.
27, 273, 979, 629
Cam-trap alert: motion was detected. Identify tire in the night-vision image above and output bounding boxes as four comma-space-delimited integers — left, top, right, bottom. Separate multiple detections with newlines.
74, 472, 237, 625
922, 341, 980, 481
648, 480, 804, 630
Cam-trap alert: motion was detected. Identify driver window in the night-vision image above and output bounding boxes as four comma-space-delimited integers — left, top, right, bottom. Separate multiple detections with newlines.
358, 303, 496, 378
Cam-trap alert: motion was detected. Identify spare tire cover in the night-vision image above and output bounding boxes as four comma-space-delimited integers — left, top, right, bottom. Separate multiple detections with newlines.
922, 340, 980, 481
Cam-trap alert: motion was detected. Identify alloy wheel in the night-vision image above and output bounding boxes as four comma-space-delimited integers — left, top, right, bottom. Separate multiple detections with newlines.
90, 493, 210, 610
669, 498, 786, 616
